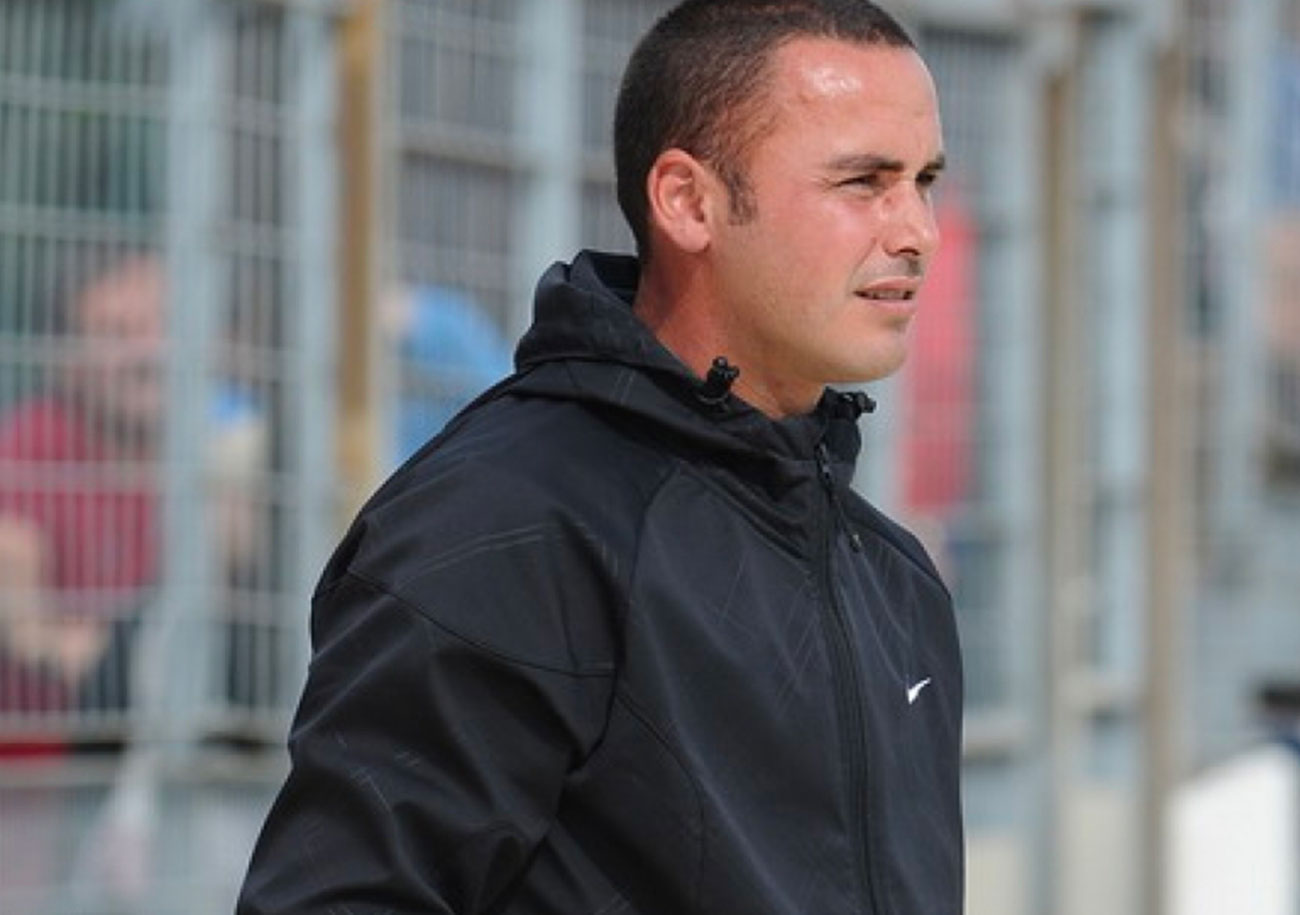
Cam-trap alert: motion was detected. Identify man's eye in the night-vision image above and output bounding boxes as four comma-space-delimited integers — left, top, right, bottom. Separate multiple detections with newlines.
917, 171, 941, 191
842, 173, 883, 190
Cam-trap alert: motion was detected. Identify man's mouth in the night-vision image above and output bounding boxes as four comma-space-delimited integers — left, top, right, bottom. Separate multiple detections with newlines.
856, 289, 916, 301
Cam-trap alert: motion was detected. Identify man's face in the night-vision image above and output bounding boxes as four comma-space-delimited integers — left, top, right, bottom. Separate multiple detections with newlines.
73, 258, 166, 443
706, 39, 944, 413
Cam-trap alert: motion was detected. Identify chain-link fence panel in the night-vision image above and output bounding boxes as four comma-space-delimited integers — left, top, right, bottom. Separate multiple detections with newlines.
0, 1, 340, 912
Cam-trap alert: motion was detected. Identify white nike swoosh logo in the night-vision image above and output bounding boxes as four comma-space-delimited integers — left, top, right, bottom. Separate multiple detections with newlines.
907, 678, 932, 705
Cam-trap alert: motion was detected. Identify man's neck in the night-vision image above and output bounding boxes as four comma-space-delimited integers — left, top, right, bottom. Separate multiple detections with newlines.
632, 272, 820, 420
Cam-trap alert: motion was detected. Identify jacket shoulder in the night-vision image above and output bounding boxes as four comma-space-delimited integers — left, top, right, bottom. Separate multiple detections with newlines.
315, 393, 675, 672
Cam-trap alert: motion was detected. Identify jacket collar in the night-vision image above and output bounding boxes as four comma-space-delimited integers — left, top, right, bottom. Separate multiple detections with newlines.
513, 250, 871, 473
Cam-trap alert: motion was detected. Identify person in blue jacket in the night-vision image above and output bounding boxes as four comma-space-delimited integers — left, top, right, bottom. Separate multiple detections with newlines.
238, 2, 961, 912
384, 284, 513, 464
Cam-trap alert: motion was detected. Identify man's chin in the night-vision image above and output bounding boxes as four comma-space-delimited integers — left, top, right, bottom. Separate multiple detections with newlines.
835, 350, 910, 386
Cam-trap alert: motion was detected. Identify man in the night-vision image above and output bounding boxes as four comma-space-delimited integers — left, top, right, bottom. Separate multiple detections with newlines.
0, 254, 268, 743
0, 254, 269, 911
0, 255, 166, 914
238, 1, 962, 913
0, 255, 166, 752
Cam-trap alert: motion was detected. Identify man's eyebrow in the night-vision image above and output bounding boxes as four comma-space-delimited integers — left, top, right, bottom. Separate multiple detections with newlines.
825, 152, 948, 174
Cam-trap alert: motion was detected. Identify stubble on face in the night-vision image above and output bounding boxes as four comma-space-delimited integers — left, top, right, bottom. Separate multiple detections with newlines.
701, 40, 945, 417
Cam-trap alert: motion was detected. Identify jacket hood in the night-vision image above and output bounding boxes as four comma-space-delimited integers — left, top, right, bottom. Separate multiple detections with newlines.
512, 250, 871, 480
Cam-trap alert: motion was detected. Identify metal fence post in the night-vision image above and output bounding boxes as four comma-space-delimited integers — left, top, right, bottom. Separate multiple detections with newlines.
1214, 0, 1275, 580
286, 0, 341, 713
511, 0, 582, 341
337, 0, 382, 516
152, 0, 225, 762
1142, 25, 1190, 915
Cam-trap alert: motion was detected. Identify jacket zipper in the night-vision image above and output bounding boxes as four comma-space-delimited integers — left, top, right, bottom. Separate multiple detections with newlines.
815, 442, 883, 915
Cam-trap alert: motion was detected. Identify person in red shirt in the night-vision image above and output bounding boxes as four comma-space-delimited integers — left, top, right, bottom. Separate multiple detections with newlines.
0, 254, 271, 910
0, 255, 165, 912
0, 255, 164, 758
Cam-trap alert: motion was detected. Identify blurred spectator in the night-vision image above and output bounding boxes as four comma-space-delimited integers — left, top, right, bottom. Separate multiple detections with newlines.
0, 255, 165, 755
1265, 214, 1300, 482
384, 284, 513, 463
0, 253, 269, 911
208, 381, 271, 720
0, 253, 164, 914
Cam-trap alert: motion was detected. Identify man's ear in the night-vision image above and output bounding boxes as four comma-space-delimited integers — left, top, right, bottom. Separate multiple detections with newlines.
644, 149, 719, 255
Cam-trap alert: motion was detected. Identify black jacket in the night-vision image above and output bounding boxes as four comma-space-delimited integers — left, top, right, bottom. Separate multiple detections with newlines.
238, 251, 963, 915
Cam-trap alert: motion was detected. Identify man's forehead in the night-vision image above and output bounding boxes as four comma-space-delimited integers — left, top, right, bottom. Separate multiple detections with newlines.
761, 37, 943, 159
773, 37, 937, 108
802, 59, 867, 99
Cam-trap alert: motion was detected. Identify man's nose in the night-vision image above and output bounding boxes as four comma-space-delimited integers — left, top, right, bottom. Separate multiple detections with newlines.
881, 183, 940, 263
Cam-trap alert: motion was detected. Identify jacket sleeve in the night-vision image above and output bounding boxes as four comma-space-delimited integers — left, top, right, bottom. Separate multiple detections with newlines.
236, 475, 623, 914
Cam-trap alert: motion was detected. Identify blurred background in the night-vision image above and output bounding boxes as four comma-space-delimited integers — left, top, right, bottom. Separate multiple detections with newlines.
0, 0, 1296, 912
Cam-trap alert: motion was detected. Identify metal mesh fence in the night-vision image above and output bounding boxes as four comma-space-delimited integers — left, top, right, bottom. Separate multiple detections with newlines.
0, 0, 1293, 911
0, 1, 338, 911
383, 0, 521, 465
1185, 0, 1300, 764
381, 0, 673, 465
0, 0, 170, 752
577, 0, 673, 253
908, 30, 1027, 719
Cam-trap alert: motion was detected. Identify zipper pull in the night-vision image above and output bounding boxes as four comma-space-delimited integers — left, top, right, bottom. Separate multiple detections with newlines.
816, 443, 863, 552
815, 442, 836, 491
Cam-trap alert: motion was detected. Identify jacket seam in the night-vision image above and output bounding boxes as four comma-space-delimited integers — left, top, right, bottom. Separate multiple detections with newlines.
674, 461, 810, 563
561, 451, 680, 774
617, 457, 687, 635
594, 458, 708, 910
612, 688, 708, 912
571, 455, 685, 763
338, 568, 618, 679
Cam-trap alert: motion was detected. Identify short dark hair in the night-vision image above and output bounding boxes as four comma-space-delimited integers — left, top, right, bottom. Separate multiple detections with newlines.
614, 0, 916, 260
